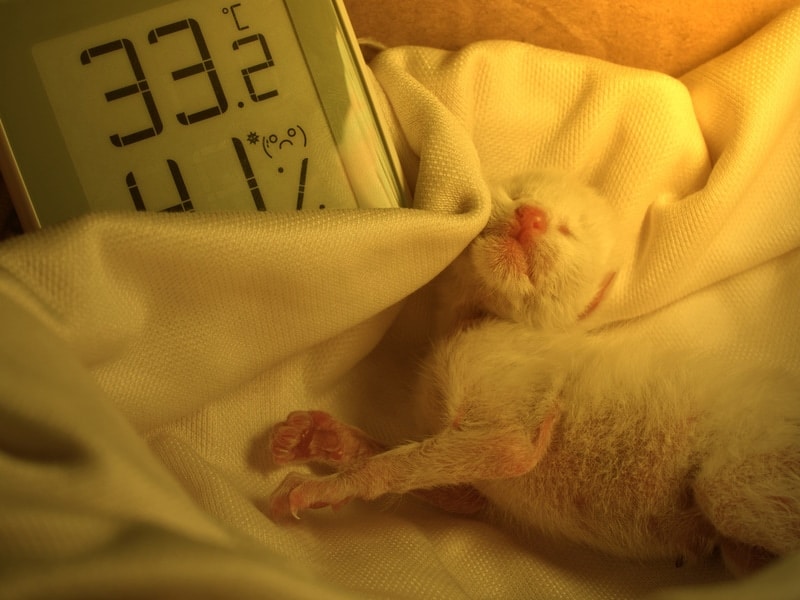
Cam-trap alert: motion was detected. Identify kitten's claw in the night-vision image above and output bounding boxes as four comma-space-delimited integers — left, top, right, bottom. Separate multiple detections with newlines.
268, 471, 354, 521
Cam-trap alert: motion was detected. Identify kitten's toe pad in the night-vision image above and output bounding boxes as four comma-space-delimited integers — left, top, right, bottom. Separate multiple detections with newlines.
270, 410, 347, 465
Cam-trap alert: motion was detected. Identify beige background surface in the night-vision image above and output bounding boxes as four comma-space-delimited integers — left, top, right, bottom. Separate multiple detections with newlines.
344, 0, 800, 75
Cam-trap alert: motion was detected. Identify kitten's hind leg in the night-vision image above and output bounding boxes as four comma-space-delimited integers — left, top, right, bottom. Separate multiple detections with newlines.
693, 449, 800, 576
269, 410, 487, 515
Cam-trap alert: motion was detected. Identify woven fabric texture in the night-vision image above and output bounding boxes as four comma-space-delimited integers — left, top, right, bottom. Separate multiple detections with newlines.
1, 6, 799, 599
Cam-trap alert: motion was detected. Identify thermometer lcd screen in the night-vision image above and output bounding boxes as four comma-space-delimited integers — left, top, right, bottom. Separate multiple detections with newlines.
31, 0, 356, 212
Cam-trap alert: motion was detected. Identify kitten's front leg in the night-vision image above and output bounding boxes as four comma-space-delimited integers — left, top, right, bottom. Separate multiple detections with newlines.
268, 412, 558, 520
269, 410, 488, 516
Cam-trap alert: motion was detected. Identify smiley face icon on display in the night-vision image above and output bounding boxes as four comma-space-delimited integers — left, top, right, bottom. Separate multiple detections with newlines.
259, 125, 313, 209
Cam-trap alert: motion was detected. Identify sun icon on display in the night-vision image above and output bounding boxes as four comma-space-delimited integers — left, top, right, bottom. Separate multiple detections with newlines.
247, 131, 260, 145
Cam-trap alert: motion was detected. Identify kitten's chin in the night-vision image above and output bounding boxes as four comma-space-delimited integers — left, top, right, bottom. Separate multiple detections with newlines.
475, 270, 613, 329
477, 285, 573, 330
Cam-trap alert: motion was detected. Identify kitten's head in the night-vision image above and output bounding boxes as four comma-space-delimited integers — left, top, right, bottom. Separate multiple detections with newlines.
456, 171, 618, 329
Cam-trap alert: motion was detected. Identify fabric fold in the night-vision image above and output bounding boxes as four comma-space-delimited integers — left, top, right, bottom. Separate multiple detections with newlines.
1, 6, 799, 599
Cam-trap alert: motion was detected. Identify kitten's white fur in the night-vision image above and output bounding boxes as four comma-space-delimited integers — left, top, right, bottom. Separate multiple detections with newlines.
268, 171, 800, 576
422, 322, 799, 570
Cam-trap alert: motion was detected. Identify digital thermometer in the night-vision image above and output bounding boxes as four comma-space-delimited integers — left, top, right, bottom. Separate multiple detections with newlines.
0, 0, 407, 229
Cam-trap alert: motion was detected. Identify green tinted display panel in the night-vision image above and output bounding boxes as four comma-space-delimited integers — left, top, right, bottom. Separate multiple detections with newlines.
0, 0, 407, 229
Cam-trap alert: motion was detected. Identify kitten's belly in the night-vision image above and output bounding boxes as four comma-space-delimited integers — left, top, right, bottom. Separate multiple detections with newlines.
475, 415, 717, 561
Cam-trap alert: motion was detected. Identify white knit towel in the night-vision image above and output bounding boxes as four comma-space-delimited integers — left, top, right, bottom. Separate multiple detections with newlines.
1, 6, 799, 599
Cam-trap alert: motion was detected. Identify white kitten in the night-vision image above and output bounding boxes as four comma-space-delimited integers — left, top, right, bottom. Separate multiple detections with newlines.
268, 171, 800, 576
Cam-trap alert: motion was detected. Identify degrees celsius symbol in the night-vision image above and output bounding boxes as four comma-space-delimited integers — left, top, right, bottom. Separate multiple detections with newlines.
222, 3, 249, 31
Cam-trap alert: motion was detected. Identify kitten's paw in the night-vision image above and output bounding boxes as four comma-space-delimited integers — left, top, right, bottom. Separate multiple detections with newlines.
268, 471, 353, 521
720, 540, 777, 577
270, 410, 385, 467
270, 410, 346, 465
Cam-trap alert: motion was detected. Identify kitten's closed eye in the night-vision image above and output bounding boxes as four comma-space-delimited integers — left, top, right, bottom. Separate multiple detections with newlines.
557, 223, 574, 238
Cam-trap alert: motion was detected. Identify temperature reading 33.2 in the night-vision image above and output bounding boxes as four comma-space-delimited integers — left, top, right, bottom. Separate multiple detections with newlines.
32, 0, 354, 212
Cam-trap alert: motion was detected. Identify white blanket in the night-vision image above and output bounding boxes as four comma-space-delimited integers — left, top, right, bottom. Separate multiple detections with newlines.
1, 6, 799, 599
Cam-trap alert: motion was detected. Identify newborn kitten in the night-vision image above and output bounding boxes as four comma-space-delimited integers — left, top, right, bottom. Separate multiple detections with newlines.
267, 171, 800, 576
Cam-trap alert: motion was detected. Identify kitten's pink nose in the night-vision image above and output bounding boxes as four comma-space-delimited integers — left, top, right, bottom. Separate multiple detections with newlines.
513, 205, 548, 246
